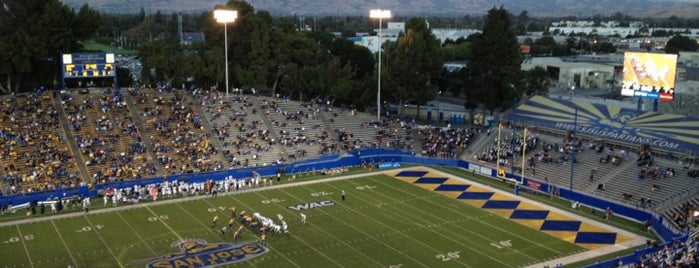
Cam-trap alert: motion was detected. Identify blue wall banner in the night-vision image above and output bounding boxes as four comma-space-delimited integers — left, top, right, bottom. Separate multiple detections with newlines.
509, 96, 699, 153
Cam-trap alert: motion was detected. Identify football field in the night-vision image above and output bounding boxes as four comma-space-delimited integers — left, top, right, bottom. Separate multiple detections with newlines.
0, 169, 610, 268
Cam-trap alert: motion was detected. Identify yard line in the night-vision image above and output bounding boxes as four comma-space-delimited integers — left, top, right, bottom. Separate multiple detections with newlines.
115, 211, 158, 256
277, 187, 431, 267
186, 199, 242, 241
333, 179, 526, 267
249, 191, 378, 267
220, 196, 301, 268
197, 199, 276, 267
16, 225, 34, 268
51, 220, 78, 268
144, 206, 183, 241
374, 168, 567, 255
84, 216, 124, 268
173, 201, 258, 268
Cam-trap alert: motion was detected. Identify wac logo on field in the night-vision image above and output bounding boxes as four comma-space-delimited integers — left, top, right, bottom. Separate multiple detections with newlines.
287, 200, 335, 211
131, 239, 268, 268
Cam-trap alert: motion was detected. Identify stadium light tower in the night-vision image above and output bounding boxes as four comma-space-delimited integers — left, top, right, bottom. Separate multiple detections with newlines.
370, 9, 391, 121
214, 9, 238, 96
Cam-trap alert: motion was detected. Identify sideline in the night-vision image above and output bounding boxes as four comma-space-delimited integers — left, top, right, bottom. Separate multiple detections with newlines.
0, 170, 388, 228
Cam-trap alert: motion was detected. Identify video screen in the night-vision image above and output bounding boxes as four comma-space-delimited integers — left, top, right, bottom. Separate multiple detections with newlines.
621, 52, 678, 102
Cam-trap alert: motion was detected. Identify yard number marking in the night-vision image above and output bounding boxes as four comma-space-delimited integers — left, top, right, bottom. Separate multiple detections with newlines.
436, 251, 461, 262
148, 215, 169, 222
2, 235, 34, 243
355, 185, 377, 190
207, 206, 234, 212
310, 191, 332, 197
261, 198, 285, 204
490, 240, 512, 249
76, 225, 105, 232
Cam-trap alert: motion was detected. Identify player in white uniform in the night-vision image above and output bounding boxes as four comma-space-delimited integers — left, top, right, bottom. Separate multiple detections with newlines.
82, 197, 90, 213
300, 213, 306, 224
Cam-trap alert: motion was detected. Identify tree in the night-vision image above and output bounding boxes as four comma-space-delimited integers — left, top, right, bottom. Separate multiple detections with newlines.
467, 6, 524, 114
513, 10, 530, 35
275, 31, 322, 101
383, 17, 443, 117
138, 39, 183, 85
323, 57, 354, 103
137, 7, 146, 23
596, 42, 617, 53
442, 42, 472, 61
0, 1, 100, 92
524, 66, 549, 96
115, 67, 133, 88
240, 10, 275, 93
665, 34, 698, 52
328, 37, 375, 79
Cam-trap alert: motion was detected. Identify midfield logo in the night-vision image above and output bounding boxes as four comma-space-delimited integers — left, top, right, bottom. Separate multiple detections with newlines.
287, 200, 335, 211
131, 239, 268, 268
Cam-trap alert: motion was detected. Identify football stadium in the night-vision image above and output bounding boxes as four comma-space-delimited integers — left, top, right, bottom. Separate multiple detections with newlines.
0, 84, 698, 267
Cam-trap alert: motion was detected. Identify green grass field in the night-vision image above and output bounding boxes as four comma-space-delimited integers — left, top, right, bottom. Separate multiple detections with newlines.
0, 173, 588, 268
82, 41, 137, 54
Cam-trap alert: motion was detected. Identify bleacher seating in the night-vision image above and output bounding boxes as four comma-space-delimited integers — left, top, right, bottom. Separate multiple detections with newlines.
129, 87, 224, 175
199, 92, 283, 167
263, 98, 336, 160
320, 104, 414, 151
3, 87, 699, 235
0, 92, 80, 194
662, 194, 699, 232
61, 89, 156, 183
416, 126, 479, 158
633, 236, 698, 267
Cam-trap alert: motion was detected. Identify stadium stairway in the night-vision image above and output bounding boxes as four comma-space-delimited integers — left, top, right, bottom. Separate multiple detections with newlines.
462, 126, 494, 160
252, 96, 289, 160
315, 106, 343, 152
123, 90, 165, 176
53, 92, 91, 183
661, 196, 698, 232
266, 99, 331, 160
185, 93, 229, 169
319, 107, 378, 150
585, 154, 635, 194
599, 157, 697, 210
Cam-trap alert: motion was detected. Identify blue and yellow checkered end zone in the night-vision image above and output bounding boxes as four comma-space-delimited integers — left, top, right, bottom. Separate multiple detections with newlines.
391, 169, 632, 249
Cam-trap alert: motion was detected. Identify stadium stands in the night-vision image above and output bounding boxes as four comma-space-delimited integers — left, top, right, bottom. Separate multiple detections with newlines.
632, 236, 698, 267
1, 92, 80, 194
263, 97, 336, 160
60, 88, 156, 183
320, 105, 387, 150
200, 92, 284, 167
417, 126, 480, 158
2, 87, 699, 240
128, 87, 224, 175
663, 196, 699, 232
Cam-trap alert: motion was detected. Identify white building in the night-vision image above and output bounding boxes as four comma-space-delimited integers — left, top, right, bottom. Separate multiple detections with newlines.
522, 57, 616, 89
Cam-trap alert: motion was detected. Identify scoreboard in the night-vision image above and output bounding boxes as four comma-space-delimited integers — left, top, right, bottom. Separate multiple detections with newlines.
620, 52, 677, 102
62, 53, 116, 78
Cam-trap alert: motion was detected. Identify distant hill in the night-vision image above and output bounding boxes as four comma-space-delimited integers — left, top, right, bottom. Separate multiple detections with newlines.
60, 0, 699, 18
